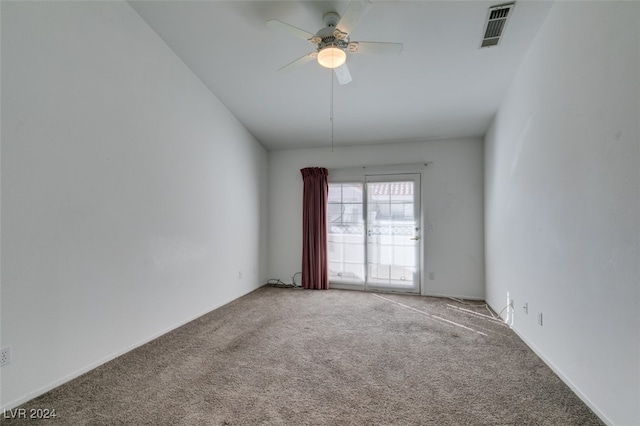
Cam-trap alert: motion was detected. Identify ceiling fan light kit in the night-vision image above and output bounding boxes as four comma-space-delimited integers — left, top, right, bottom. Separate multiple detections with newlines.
266, 0, 402, 84
317, 46, 346, 69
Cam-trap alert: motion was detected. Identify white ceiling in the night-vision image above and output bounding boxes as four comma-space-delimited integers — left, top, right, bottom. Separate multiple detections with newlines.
128, 1, 552, 151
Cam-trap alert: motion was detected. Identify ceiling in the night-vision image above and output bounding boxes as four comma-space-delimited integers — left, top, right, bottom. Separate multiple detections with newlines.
128, 1, 552, 151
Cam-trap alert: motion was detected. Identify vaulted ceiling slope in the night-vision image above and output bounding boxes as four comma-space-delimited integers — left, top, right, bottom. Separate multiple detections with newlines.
128, 1, 552, 151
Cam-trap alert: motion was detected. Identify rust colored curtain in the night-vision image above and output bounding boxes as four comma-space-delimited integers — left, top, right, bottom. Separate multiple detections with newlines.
300, 167, 329, 290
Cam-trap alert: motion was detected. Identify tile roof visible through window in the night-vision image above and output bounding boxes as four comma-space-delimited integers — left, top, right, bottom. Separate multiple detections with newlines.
369, 182, 414, 197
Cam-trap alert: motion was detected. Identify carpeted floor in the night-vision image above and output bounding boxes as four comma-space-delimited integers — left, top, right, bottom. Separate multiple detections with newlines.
1, 287, 603, 425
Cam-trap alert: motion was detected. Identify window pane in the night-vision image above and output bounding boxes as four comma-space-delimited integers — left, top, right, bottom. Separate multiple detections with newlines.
341, 184, 363, 202
328, 182, 365, 284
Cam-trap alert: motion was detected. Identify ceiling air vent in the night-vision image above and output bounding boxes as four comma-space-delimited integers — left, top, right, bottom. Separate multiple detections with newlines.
480, 3, 515, 48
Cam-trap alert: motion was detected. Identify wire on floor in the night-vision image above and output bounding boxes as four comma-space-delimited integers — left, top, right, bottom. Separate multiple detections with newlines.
265, 275, 303, 289
292, 272, 302, 287
265, 279, 295, 288
446, 296, 500, 320
494, 304, 512, 320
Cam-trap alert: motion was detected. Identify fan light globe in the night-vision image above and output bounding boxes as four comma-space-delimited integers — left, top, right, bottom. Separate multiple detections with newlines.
317, 46, 346, 69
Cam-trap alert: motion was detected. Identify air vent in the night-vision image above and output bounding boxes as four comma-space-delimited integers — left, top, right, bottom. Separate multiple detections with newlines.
480, 3, 515, 48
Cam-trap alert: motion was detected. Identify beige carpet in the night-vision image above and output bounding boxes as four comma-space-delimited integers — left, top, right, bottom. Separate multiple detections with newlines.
1, 287, 603, 425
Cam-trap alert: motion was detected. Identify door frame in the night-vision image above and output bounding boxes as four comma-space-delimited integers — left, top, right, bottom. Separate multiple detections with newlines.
328, 164, 427, 295
364, 173, 421, 294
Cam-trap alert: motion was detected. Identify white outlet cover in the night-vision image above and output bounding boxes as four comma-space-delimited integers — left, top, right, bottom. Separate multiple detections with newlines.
0, 347, 11, 367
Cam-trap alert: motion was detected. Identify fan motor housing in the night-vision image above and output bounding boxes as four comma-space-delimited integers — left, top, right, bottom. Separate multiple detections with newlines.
322, 11, 340, 27
312, 26, 349, 50
309, 11, 350, 50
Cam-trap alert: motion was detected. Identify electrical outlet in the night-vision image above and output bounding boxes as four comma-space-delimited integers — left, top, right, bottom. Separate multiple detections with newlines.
0, 347, 11, 367
238, 271, 242, 279
523, 302, 528, 314
538, 313, 543, 326
428, 272, 435, 280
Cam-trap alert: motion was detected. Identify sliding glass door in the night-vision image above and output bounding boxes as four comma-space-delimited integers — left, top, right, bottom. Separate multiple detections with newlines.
328, 174, 421, 293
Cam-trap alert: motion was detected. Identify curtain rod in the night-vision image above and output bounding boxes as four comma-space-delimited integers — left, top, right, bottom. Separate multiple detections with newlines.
328, 162, 433, 178
358, 162, 433, 169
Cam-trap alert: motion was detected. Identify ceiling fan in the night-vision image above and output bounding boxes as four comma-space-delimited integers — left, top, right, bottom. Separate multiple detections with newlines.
266, 0, 403, 85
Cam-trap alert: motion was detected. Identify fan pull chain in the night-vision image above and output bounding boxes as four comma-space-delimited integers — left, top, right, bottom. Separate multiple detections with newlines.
330, 69, 334, 152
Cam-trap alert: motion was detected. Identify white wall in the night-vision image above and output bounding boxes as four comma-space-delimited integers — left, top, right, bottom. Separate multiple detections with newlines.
268, 138, 484, 299
484, 2, 639, 425
0, 1, 267, 409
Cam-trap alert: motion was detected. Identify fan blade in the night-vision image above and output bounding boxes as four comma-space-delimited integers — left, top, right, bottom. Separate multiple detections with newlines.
334, 64, 352, 85
278, 52, 317, 73
335, 0, 373, 37
348, 41, 403, 55
267, 19, 315, 42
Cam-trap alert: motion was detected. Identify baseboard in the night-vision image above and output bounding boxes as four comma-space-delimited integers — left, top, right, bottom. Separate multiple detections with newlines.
0, 284, 261, 412
501, 321, 613, 426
